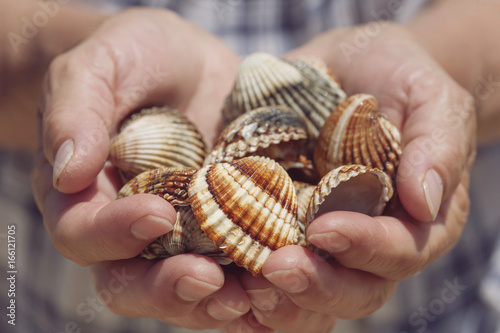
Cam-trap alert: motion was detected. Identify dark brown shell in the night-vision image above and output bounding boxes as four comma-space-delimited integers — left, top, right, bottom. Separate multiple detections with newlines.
117, 167, 197, 205
205, 106, 314, 173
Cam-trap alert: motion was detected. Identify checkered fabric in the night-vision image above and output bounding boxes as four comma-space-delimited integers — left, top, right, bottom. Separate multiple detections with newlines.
2, 1, 500, 332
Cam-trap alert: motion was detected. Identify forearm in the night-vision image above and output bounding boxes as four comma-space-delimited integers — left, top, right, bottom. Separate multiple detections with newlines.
0, 0, 106, 149
407, 0, 500, 144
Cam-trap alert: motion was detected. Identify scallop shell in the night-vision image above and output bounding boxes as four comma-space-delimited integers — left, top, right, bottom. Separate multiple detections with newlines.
306, 165, 394, 226
188, 156, 299, 276
314, 94, 402, 179
110, 107, 207, 182
222, 53, 347, 136
205, 106, 314, 173
117, 167, 226, 260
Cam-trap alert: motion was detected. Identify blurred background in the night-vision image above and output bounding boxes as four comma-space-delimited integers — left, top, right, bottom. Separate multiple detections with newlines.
1, 1, 499, 332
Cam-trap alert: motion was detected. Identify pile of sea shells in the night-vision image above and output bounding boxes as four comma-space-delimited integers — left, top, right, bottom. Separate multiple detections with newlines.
110, 53, 402, 276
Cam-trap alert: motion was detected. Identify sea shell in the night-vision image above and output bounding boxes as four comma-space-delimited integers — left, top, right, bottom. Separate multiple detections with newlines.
139, 206, 225, 260
205, 106, 314, 174
222, 53, 347, 136
117, 167, 225, 260
314, 94, 402, 179
188, 156, 299, 276
293, 181, 316, 232
109, 107, 207, 182
117, 166, 197, 205
287, 56, 341, 86
306, 164, 394, 226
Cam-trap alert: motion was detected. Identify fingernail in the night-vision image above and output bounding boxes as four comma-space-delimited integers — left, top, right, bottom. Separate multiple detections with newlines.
246, 287, 282, 312
264, 268, 310, 294
308, 231, 351, 253
175, 276, 221, 302
53, 139, 74, 187
130, 215, 174, 240
423, 169, 443, 221
206, 298, 247, 321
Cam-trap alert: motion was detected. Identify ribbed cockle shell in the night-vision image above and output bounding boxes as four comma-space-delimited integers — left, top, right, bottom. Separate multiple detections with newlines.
140, 206, 224, 260
314, 94, 402, 179
222, 53, 347, 136
293, 181, 316, 232
188, 156, 299, 276
110, 107, 207, 182
205, 106, 313, 173
306, 164, 394, 226
117, 167, 225, 260
117, 167, 196, 205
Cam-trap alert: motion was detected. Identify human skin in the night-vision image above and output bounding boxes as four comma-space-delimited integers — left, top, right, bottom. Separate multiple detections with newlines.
2, 0, 495, 332
0, 0, 105, 149
32, 11, 474, 333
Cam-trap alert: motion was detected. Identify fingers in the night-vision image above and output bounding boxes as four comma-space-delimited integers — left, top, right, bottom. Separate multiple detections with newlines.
287, 24, 477, 222
40, 9, 209, 194
41, 46, 116, 193
222, 313, 275, 333
240, 273, 337, 333
396, 76, 476, 221
91, 255, 250, 329
33, 151, 176, 265
259, 246, 396, 319
307, 190, 469, 280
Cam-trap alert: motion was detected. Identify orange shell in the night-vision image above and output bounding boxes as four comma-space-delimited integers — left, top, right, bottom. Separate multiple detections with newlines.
188, 156, 299, 276
314, 94, 402, 179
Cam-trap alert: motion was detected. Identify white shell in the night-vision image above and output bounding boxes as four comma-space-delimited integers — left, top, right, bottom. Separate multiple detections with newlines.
110, 107, 207, 182
222, 53, 347, 136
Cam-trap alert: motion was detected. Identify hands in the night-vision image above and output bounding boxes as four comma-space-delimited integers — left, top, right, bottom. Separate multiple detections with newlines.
32, 8, 476, 333
238, 23, 475, 332
32, 8, 250, 329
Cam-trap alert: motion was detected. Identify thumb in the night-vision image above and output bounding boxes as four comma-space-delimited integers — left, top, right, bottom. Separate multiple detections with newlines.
40, 11, 201, 193
396, 76, 476, 222
41, 47, 115, 193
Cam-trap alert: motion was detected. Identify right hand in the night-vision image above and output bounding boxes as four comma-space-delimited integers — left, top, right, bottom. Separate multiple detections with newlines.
32, 8, 253, 329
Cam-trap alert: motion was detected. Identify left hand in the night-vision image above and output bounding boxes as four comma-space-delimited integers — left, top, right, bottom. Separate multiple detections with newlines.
228, 23, 476, 333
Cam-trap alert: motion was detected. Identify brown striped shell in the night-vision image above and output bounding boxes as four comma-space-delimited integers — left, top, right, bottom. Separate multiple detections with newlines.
205, 106, 314, 173
109, 107, 207, 182
140, 206, 225, 261
117, 167, 225, 260
222, 53, 347, 136
306, 165, 394, 226
293, 181, 316, 232
188, 156, 299, 276
314, 94, 402, 179
117, 166, 196, 205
